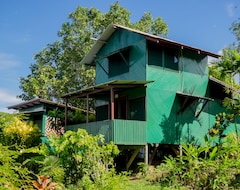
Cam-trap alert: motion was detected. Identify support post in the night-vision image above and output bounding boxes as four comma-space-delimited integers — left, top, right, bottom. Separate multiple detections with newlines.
86, 94, 89, 123
65, 99, 68, 127
179, 144, 183, 161
110, 87, 114, 120
144, 144, 148, 165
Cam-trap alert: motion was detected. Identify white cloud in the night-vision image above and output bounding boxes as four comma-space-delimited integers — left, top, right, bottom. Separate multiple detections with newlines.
0, 107, 15, 113
226, 3, 236, 17
0, 53, 20, 70
0, 88, 22, 113
0, 89, 19, 104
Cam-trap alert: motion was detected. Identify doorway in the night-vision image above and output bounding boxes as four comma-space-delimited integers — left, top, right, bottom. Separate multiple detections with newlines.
115, 96, 127, 119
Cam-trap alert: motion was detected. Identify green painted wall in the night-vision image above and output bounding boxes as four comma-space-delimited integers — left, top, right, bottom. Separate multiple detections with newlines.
93, 29, 240, 146
146, 50, 240, 145
96, 29, 146, 84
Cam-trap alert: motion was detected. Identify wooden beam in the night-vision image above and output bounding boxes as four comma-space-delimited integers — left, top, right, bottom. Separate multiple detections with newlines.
178, 96, 189, 115
149, 144, 158, 165
96, 60, 109, 75
195, 100, 209, 117
126, 147, 141, 170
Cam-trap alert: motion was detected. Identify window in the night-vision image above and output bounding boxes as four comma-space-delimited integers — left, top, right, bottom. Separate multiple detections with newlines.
148, 44, 162, 66
165, 48, 178, 70
108, 49, 129, 77
148, 43, 178, 70
96, 105, 109, 121
128, 97, 145, 121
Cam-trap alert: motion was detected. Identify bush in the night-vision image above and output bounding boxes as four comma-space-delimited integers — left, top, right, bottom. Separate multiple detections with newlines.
139, 134, 240, 189
43, 129, 120, 187
0, 144, 33, 189
0, 113, 41, 147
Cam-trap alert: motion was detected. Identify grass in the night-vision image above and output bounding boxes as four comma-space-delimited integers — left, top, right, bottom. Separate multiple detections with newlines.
124, 178, 162, 190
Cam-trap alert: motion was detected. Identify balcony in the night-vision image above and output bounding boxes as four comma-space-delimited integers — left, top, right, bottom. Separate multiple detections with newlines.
65, 119, 146, 145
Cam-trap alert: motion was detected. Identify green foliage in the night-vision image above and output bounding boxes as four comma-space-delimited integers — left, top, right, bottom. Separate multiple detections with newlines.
138, 135, 240, 189
32, 175, 61, 190
0, 144, 33, 189
18, 2, 168, 108
44, 129, 119, 187
47, 108, 65, 131
39, 155, 65, 185
0, 113, 41, 148
47, 108, 95, 129
208, 112, 234, 148
230, 17, 240, 48
209, 48, 240, 87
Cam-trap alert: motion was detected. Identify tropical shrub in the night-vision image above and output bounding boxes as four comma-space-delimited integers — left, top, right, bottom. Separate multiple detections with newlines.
42, 129, 120, 188
138, 134, 240, 189
0, 113, 41, 147
32, 175, 61, 190
0, 144, 33, 189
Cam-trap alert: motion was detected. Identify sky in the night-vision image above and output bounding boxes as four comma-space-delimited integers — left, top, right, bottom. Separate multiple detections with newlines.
0, 0, 239, 113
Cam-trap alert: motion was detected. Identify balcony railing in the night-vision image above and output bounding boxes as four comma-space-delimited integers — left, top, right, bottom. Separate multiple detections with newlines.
65, 119, 146, 145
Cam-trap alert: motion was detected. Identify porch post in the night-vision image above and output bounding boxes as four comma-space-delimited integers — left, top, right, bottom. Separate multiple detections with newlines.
144, 144, 148, 165
65, 98, 68, 127
110, 87, 114, 120
86, 94, 89, 123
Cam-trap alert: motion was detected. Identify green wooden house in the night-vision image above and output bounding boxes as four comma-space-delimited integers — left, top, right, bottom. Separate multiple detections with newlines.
29, 24, 239, 169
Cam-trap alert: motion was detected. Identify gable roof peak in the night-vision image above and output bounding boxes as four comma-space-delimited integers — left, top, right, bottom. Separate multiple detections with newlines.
80, 24, 220, 65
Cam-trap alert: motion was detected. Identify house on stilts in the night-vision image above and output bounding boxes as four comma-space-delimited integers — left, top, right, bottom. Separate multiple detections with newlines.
61, 24, 240, 169
8, 24, 240, 170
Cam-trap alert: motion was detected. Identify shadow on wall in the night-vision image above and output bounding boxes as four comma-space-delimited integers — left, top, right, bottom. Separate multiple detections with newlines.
159, 96, 204, 145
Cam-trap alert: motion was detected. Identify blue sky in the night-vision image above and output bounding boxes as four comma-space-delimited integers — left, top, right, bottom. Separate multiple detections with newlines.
0, 0, 239, 112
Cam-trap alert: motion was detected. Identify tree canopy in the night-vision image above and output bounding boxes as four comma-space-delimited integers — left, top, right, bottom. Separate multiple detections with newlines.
209, 17, 240, 128
18, 2, 168, 107
209, 17, 240, 86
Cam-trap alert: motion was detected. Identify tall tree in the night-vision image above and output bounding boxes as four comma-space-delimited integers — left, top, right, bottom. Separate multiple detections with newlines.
18, 2, 168, 106
231, 18, 240, 49
209, 17, 240, 139
209, 17, 240, 86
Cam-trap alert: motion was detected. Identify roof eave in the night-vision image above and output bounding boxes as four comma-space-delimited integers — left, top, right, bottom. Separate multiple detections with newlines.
80, 24, 220, 65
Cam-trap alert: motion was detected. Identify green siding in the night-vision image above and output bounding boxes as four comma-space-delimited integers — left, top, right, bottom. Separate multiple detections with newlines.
65, 119, 146, 145
88, 28, 240, 146
146, 50, 218, 145
113, 120, 146, 144
96, 29, 146, 84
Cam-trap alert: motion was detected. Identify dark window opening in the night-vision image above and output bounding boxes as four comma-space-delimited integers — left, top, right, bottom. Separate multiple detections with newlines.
148, 44, 162, 66
128, 97, 145, 121
148, 43, 178, 70
165, 48, 178, 70
96, 105, 108, 121
108, 49, 129, 77
115, 97, 127, 119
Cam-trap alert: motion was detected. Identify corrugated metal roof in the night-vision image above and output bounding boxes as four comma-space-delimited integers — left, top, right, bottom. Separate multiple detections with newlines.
7, 98, 82, 111
61, 80, 153, 99
7, 98, 64, 110
80, 24, 220, 65
176, 91, 214, 101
